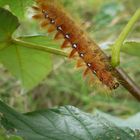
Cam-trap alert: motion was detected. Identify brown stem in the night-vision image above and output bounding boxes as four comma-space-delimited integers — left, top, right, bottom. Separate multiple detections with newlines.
115, 67, 140, 101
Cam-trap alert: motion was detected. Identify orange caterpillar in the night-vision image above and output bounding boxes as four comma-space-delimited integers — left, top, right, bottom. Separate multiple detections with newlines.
32, 0, 119, 89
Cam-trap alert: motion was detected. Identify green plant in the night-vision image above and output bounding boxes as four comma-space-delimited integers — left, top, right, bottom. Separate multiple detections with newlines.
0, 0, 140, 140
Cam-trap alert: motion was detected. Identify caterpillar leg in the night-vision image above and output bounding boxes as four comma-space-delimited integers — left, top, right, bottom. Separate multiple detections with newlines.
61, 40, 70, 49
69, 49, 77, 58
76, 59, 85, 68
54, 32, 64, 40
83, 68, 91, 77
48, 25, 56, 33
41, 20, 50, 27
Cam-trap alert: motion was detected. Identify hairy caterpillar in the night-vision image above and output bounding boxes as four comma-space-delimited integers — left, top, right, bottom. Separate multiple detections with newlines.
32, 0, 119, 89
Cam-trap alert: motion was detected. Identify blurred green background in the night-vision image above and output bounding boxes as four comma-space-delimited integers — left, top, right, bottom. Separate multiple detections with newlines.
0, 0, 140, 139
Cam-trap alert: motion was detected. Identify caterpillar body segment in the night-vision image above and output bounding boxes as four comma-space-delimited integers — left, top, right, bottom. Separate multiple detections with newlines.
33, 0, 119, 89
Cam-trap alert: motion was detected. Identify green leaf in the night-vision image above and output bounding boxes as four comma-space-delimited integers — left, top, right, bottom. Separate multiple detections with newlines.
0, 7, 19, 49
0, 9, 53, 90
0, 44, 52, 90
95, 110, 140, 139
0, 101, 138, 140
19, 35, 60, 49
0, 0, 33, 19
121, 42, 140, 57
95, 110, 140, 130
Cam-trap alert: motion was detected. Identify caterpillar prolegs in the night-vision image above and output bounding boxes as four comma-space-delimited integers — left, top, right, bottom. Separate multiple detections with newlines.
32, 0, 119, 89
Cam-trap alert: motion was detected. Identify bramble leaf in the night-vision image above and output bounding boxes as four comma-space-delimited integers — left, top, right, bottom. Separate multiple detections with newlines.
0, 44, 53, 90
0, 101, 139, 140
0, 7, 19, 49
0, 8, 53, 90
0, 0, 33, 19
19, 35, 60, 49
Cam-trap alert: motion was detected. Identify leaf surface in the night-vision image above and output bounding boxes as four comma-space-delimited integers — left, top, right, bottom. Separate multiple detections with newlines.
0, 7, 19, 49
121, 42, 140, 57
0, 8, 53, 90
0, 101, 138, 140
0, 0, 33, 19
19, 35, 60, 49
0, 44, 52, 90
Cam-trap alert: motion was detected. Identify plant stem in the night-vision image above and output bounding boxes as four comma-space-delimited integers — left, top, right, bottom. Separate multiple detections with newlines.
12, 38, 140, 101
115, 67, 140, 101
12, 38, 68, 57
111, 8, 140, 67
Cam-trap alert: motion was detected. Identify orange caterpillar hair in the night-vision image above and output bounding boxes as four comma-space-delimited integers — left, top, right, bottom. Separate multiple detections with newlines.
32, 0, 119, 89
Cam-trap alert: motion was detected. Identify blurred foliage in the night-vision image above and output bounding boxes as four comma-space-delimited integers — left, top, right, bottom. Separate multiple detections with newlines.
0, 0, 140, 139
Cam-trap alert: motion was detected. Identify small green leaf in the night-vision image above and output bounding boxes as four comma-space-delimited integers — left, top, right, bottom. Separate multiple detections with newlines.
0, 101, 138, 140
0, 7, 19, 49
0, 44, 52, 90
121, 42, 140, 57
0, 0, 33, 19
